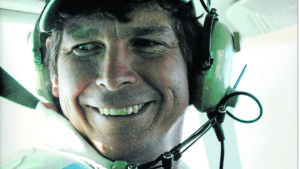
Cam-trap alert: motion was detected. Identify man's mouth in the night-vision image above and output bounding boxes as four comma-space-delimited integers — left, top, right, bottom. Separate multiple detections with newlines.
100, 104, 144, 116
88, 102, 151, 116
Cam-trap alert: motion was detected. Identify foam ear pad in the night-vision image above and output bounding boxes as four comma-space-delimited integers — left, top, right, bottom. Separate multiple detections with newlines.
35, 64, 53, 102
32, 23, 53, 102
191, 14, 238, 112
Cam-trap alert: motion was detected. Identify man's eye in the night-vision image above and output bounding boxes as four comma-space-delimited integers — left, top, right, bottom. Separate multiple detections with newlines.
131, 39, 160, 48
130, 38, 170, 58
73, 43, 104, 56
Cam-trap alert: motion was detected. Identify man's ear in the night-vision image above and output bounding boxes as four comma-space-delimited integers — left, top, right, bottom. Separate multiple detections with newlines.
51, 75, 59, 97
46, 38, 59, 98
46, 38, 51, 48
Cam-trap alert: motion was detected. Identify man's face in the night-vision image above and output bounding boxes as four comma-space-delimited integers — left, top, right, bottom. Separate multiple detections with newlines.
51, 5, 189, 162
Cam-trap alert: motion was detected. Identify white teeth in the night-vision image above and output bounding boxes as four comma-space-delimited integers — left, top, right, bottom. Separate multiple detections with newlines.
110, 109, 118, 115
126, 106, 133, 115
104, 108, 110, 115
133, 105, 139, 114
118, 108, 127, 115
98, 104, 145, 116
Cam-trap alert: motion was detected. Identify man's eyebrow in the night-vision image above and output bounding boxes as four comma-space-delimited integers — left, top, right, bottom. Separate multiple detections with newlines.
127, 26, 173, 37
66, 26, 100, 40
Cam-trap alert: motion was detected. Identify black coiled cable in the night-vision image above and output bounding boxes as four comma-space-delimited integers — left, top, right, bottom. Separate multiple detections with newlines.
210, 91, 263, 169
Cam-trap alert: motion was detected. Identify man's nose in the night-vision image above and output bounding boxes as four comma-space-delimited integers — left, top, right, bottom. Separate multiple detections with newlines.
95, 42, 137, 91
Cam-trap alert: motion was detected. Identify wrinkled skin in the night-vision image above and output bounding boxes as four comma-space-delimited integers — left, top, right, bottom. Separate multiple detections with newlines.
50, 4, 189, 166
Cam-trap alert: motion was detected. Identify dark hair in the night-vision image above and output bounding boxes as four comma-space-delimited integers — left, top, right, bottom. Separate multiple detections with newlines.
44, 0, 204, 104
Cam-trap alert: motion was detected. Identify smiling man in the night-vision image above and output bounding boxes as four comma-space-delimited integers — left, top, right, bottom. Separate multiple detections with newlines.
51, 5, 189, 162
2, 0, 205, 169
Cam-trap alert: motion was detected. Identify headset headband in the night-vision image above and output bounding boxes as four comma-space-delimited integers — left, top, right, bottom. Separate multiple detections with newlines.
38, 0, 57, 33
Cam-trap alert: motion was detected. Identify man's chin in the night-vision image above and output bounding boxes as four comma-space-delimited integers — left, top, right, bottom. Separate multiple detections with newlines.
92, 136, 159, 163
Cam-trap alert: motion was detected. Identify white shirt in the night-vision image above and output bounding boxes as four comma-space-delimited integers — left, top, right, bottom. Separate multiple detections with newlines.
1, 102, 190, 169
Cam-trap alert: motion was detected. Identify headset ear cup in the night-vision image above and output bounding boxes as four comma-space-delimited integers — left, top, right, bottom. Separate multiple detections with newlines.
35, 65, 53, 102
189, 12, 216, 108
32, 22, 53, 102
192, 20, 237, 112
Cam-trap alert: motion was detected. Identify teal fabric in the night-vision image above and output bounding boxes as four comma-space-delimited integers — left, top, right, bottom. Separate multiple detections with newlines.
0, 67, 39, 109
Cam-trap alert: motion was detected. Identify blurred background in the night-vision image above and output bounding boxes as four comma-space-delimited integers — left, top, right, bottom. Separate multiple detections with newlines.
0, 0, 298, 168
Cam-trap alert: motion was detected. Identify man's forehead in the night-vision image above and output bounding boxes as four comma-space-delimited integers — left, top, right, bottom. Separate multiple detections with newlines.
64, 9, 174, 39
